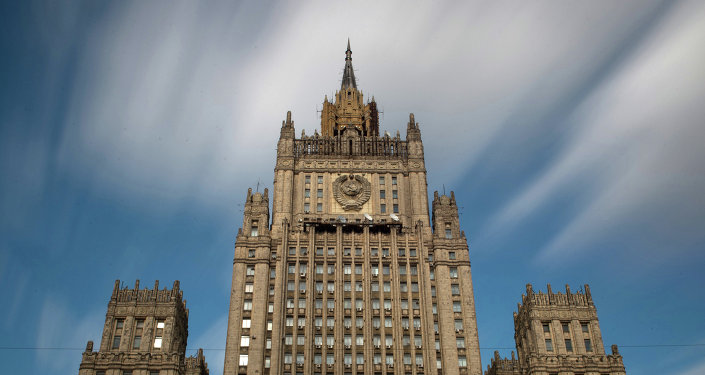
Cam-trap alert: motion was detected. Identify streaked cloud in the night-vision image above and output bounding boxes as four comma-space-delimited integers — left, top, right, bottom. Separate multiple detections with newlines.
487, 0, 705, 262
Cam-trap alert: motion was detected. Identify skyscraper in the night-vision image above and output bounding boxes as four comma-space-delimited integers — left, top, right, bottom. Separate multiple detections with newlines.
76, 42, 627, 375
223, 41, 483, 375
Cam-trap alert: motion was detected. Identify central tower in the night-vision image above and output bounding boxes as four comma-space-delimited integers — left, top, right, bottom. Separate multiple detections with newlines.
224, 42, 483, 375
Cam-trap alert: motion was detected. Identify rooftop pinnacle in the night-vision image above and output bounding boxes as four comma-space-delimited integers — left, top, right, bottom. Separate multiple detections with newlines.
341, 39, 357, 90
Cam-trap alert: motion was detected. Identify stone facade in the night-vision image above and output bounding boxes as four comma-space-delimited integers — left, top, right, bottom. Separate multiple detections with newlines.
78, 280, 209, 375
485, 284, 626, 375
223, 42, 482, 375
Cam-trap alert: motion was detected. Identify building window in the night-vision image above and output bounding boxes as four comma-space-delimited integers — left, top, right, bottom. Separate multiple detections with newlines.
450, 267, 458, 278
458, 356, 467, 367
245, 283, 253, 293
454, 320, 463, 331
451, 284, 460, 295
456, 337, 465, 348
545, 338, 553, 351
317, 189, 323, 198
453, 301, 462, 312
380, 190, 386, 199
241, 336, 250, 347
565, 339, 573, 352
248, 249, 255, 258
380, 204, 386, 213
584, 339, 593, 352
133, 319, 143, 349
318, 175, 323, 184
242, 319, 251, 328
445, 223, 452, 239
239, 354, 248, 366
243, 300, 252, 311
305, 175, 311, 184
393, 204, 399, 213
562, 322, 570, 333
392, 190, 398, 199
305, 189, 310, 198
304, 203, 310, 212
449, 251, 456, 260
247, 266, 255, 276
111, 319, 124, 350
581, 322, 590, 333
409, 248, 417, 257
251, 220, 259, 236
379, 176, 385, 185
268, 303, 274, 313
317, 202, 322, 212
392, 176, 397, 185
543, 323, 551, 333
153, 320, 164, 349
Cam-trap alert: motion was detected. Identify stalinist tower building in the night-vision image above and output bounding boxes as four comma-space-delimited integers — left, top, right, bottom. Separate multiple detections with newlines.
75, 42, 626, 375
223, 42, 483, 375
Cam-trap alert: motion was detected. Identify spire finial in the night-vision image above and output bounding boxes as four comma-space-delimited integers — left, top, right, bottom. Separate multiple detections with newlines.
341, 39, 357, 89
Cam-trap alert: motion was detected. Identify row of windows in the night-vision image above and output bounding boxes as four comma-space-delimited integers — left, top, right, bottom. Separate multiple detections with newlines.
275, 298, 462, 314
111, 319, 164, 351
283, 262, 421, 275
543, 321, 593, 353
285, 247, 421, 258
545, 338, 593, 352
304, 175, 399, 186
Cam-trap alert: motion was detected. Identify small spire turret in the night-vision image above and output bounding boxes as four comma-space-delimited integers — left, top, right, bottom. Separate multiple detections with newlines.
341, 39, 357, 90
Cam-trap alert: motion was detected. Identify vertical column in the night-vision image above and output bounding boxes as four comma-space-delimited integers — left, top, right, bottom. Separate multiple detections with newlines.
459, 264, 482, 375
224, 260, 246, 375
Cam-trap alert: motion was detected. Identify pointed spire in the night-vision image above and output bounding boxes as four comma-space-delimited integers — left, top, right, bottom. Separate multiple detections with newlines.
341, 39, 357, 90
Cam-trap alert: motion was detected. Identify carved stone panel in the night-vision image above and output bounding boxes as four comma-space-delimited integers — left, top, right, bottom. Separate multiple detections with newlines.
332, 174, 371, 211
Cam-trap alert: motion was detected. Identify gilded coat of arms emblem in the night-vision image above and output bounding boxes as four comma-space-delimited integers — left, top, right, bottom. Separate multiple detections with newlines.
333, 174, 371, 211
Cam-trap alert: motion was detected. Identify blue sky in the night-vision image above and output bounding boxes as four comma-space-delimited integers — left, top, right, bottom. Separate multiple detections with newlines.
1, 1, 704, 374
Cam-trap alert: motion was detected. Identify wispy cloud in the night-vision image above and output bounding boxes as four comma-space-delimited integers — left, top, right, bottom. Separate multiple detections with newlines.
37, 0, 668, 212
485, 0, 705, 263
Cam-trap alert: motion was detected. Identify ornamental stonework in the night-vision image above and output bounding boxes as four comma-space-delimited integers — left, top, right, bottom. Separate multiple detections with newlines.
332, 174, 371, 211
